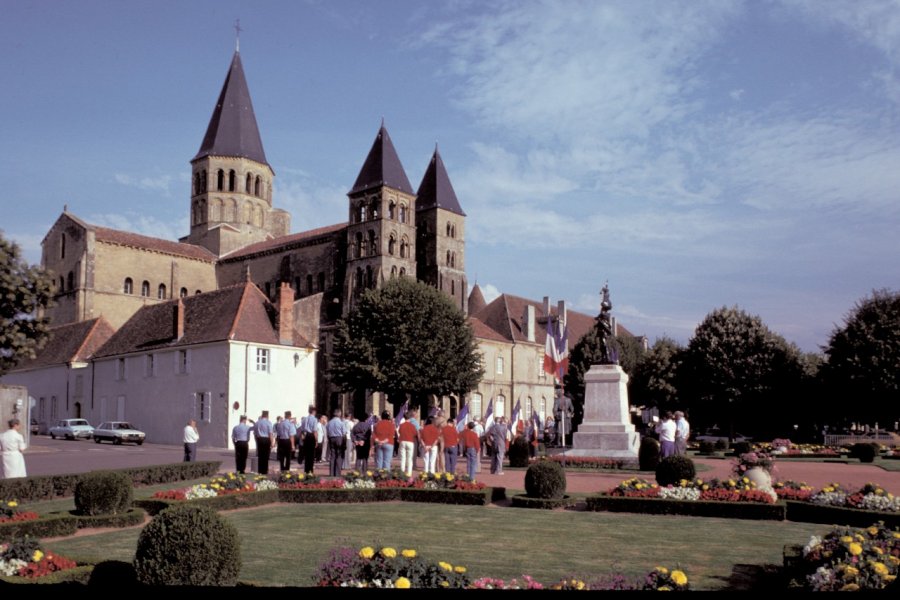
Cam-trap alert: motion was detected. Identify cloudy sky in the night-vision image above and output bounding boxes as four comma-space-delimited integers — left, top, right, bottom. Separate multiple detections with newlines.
2, 0, 898, 352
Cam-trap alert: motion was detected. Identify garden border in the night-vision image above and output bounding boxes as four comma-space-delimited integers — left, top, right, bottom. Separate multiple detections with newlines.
784, 500, 900, 529
585, 495, 787, 520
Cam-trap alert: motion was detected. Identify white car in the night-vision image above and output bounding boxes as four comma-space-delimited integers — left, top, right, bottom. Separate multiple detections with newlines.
93, 421, 146, 445
49, 419, 94, 440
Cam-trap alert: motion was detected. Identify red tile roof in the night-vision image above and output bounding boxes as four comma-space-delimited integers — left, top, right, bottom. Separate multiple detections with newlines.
9, 318, 115, 371
468, 317, 508, 343
219, 222, 347, 261
94, 226, 217, 262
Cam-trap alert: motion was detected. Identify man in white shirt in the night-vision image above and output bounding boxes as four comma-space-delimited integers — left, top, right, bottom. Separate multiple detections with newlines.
674, 411, 690, 456
655, 412, 676, 459
183, 419, 199, 462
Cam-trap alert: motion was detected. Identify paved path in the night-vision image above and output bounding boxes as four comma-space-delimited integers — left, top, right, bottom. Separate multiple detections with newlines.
19, 437, 900, 495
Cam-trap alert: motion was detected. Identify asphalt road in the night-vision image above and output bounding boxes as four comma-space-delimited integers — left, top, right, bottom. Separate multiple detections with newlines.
22, 435, 238, 477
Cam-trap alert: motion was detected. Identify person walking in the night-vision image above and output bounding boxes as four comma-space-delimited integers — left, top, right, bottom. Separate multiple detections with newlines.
231, 415, 253, 474
299, 405, 319, 474
461, 422, 481, 481
372, 411, 396, 470
0, 419, 27, 479
275, 411, 296, 472
252, 410, 274, 475
674, 411, 690, 456
183, 419, 199, 462
326, 409, 348, 477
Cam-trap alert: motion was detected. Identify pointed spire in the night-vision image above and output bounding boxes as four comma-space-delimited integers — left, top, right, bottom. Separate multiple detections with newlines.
416, 146, 465, 216
193, 52, 269, 166
468, 284, 487, 316
349, 123, 413, 195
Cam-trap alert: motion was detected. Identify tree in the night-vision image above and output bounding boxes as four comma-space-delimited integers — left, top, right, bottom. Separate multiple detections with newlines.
630, 336, 683, 411
1, 233, 55, 375
564, 313, 646, 429
677, 306, 803, 438
328, 277, 484, 413
823, 289, 900, 424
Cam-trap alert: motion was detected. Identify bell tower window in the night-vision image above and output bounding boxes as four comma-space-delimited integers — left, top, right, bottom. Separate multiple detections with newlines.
246, 173, 252, 193
217, 169, 224, 191
228, 170, 236, 192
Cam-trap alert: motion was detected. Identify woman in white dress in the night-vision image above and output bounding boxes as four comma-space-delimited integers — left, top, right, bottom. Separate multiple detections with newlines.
0, 418, 27, 479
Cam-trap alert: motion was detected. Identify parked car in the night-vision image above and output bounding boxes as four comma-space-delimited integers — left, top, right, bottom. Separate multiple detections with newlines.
49, 418, 94, 440
93, 421, 146, 445
30, 418, 40, 435
694, 428, 752, 444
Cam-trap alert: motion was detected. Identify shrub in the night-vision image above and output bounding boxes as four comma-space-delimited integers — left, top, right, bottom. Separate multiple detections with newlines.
133, 504, 241, 586
732, 441, 752, 456
524, 460, 566, 499
638, 437, 660, 471
88, 560, 137, 587
74, 471, 133, 516
655, 456, 696, 487
508, 437, 531, 468
713, 439, 728, 451
698, 441, 715, 455
850, 443, 879, 463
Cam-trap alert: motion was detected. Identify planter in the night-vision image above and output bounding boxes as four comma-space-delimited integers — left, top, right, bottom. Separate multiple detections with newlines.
745, 467, 773, 490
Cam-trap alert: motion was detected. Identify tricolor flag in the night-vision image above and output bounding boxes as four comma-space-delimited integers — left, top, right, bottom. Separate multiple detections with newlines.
543, 318, 560, 377
509, 398, 521, 438
483, 398, 494, 433
428, 405, 439, 418
394, 400, 409, 428
532, 409, 542, 434
456, 402, 470, 432
554, 320, 569, 382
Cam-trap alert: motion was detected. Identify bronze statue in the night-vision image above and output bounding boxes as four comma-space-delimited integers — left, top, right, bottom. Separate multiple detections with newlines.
598, 282, 614, 364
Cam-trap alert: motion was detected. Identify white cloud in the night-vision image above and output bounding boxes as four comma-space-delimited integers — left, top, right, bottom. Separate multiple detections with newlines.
478, 283, 501, 304
273, 168, 348, 232
729, 88, 745, 101
114, 173, 174, 196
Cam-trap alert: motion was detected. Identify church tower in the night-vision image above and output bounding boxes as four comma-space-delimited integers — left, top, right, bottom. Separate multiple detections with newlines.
416, 146, 467, 313
343, 123, 417, 311
186, 51, 290, 256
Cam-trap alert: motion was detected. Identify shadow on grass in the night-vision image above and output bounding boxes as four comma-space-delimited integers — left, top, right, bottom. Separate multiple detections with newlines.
711, 563, 785, 591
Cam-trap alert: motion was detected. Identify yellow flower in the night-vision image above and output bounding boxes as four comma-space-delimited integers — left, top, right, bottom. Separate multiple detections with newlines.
8, 501, 17, 507
843, 566, 859, 578
888, 555, 900, 565
868, 526, 879, 536
401, 549, 417, 558
658, 586, 672, 591
439, 561, 453, 572
575, 580, 585, 590
671, 570, 688, 586
742, 477, 749, 484
702, 484, 709, 491
395, 577, 411, 589
454, 566, 466, 574
655, 567, 668, 575
440, 581, 449, 588
840, 583, 860, 592
823, 487, 834, 493
872, 562, 889, 576
848, 543, 863, 556
285, 473, 292, 479
298, 474, 305, 480
366, 471, 373, 477
32, 550, 44, 562
873, 546, 884, 555
696, 479, 703, 485
894, 532, 900, 539
381, 547, 397, 558
359, 547, 375, 559
446, 474, 454, 481
840, 536, 853, 543
728, 480, 736, 487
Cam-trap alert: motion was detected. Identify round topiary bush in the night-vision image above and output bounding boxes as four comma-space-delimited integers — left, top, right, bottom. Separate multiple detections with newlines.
732, 441, 752, 456
508, 437, 531, 468
698, 440, 715, 455
713, 438, 728, 451
639, 436, 660, 471
851, 442, 879, 463
88, 560, 138, 586
74, 471, 134, 516
133, 504, 241, 586
655, 455, 696, 487
524, 459, 566, 499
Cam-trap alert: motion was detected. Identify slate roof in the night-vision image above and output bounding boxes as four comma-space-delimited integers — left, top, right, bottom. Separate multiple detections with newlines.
193, 51, 269, 166
94, 226, 217, 262
219, 222, 347, 262
9, 318, 115, 371
349, 125, 414, 195
467, 284, 487, 316
416, 147, 465, 216
94, 283, 310, 358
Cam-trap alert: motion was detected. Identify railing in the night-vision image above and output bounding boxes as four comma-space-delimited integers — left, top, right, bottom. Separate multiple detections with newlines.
824, 433, 897, 447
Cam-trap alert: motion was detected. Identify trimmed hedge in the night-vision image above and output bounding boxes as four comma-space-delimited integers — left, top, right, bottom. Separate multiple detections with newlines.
399, 488, 491, 506
74, 471, 133, 516
0, 461, 221, 503
0, 513, 78, 542
88, 560, 138, 586
784, 500, 900, 529
279, 488, 399, 504
524, 460, 566, 499
585, 495, 786, 521
135, 489, 279, 516
510, 494, 575, 510
74, 508, 146, 529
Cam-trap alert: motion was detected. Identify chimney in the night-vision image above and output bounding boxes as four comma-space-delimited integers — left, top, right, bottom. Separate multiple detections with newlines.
174, 298, 185, 341
542, 296, 551, 321
557, 299, 567, 328
277, 282, 294, 345
524, 305, 536, 342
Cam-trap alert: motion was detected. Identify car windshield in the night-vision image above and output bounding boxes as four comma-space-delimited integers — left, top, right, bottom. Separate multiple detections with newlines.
71, 420, 89, 426
117, 423, 134, 430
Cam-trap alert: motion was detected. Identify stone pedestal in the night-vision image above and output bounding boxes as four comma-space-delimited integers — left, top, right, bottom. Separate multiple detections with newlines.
567, 364, 639, 460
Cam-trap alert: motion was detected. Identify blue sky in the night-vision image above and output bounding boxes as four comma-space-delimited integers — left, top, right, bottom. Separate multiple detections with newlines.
2, 0, 899, 352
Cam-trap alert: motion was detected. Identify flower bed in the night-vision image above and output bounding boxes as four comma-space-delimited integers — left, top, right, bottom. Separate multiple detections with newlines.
587, 494, 786, 521
606, 476, 778, 504
0, 538, 83, 583
135, 489, 280, 516
790, 522, 900, 591
543, 455, 637, 470
773, 480, 814, 501
0, 500, 38, 525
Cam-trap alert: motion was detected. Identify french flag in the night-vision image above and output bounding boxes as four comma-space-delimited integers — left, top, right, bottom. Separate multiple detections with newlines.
483, 398, 494, 433
455, 402, 470, 432
554, 321, 569, 381
394, 400, 409, 428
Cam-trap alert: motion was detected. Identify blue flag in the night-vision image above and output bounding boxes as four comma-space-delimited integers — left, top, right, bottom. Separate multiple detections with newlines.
394, 400, 409, 428
456, 402, 470, 432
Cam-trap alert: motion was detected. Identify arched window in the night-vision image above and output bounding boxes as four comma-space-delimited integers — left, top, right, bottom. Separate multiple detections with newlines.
67, 271, 74, 291
59, 276, 65, 293
158, 283, 167, 299
255, 175, 261, 197
399, 205, 407, 223
355, 232, 363, 258
446, 222, 451, 236
358, 203, 367, 223
195, 289, 202, 295
452, 224, 456, 238
446, 250, 451, 266
307, 274, 314, 295
318, 272, 325, 292
366, 266, 373, 288
228, 170, 236, 192
60, 233, 65, 259
217, 169, 224, 191
246, 173, 252, 193
355, 267, 363, 289
200, 170, 207, 192
399, 267, 406, 277
194, 173, 201, 196
141, 280, 150, 297
368, 230, 377, 255
124, 278, 133, 295
451, 252, 456, 268
388, 201, 395, 219
180, 287, 188, 298
388, 235, 396, 255
451, 279, 455, 295
391, 265, 397, 278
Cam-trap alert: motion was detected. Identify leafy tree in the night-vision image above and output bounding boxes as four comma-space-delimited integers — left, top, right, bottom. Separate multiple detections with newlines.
630, 336, 683, 410
1, 233, 55, 375
329, 277, 484, 413
677, 306, 803, 439
564, 312, 646, 428
823, 289, 900, 424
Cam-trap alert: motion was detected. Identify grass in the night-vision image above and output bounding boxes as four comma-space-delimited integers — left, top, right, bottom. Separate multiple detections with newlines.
44, 502, 825, 589
25, 477, 213, 516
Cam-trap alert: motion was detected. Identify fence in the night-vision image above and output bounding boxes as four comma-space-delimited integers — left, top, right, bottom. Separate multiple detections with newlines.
824, 433, 898, 448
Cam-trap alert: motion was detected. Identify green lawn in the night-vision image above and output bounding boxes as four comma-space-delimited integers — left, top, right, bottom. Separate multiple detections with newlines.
44, 503, 824, 589
27, 477, 213, 516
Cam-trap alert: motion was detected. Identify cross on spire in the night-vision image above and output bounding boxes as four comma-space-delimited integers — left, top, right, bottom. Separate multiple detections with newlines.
234, 19, 243, 52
